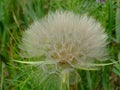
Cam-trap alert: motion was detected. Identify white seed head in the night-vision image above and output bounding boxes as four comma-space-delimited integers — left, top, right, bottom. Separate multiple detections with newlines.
19, 11, 108, 69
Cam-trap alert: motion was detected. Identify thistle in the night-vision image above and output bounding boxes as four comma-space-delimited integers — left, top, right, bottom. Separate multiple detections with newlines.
19, 11, 108, 90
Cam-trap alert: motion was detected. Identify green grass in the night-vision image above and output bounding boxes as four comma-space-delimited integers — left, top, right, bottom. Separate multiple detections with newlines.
0, 0, 120, 90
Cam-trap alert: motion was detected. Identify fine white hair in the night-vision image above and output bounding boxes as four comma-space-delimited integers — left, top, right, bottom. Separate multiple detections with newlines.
19, 11, 108, 68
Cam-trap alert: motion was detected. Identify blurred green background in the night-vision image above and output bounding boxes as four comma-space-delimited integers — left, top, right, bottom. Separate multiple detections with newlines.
0, 0, 120, 90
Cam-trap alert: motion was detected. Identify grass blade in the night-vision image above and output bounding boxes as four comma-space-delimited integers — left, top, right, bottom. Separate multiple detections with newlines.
116, 0, 120, 42
102, 67, 109, 90
86, 71, 92, 90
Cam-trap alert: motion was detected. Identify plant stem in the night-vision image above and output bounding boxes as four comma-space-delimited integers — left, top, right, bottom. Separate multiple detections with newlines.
60, 69, 78, 90
69, 70, 78, 90
60, 69, 69, 90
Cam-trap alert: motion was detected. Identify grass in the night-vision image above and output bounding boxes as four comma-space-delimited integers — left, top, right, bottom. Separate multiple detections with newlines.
0, 0, 120, 90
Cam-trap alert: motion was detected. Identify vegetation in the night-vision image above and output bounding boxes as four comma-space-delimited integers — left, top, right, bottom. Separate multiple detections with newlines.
0, 0, 120, 90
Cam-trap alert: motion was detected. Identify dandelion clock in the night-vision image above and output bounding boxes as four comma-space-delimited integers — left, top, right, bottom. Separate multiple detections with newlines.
18, 11, 108, 90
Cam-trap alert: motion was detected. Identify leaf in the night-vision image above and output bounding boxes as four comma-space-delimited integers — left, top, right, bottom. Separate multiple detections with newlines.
116, 0, 120, 42
102, 68, 109, 90
86, 71, 93, 90
113, 68, 120, 77
118, 52, 120, 60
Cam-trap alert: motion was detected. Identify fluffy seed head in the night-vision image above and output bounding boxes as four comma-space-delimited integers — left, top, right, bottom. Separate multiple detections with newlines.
20, 11, 108, 69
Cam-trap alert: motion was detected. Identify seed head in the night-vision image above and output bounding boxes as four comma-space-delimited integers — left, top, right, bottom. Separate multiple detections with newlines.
20, 11, 108, 69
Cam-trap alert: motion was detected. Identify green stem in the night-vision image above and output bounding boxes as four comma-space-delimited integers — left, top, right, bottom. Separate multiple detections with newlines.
69, 70, 78, 90
60, 69, 78, 90
60, 69, 69, 90
1, 63, 4, 90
